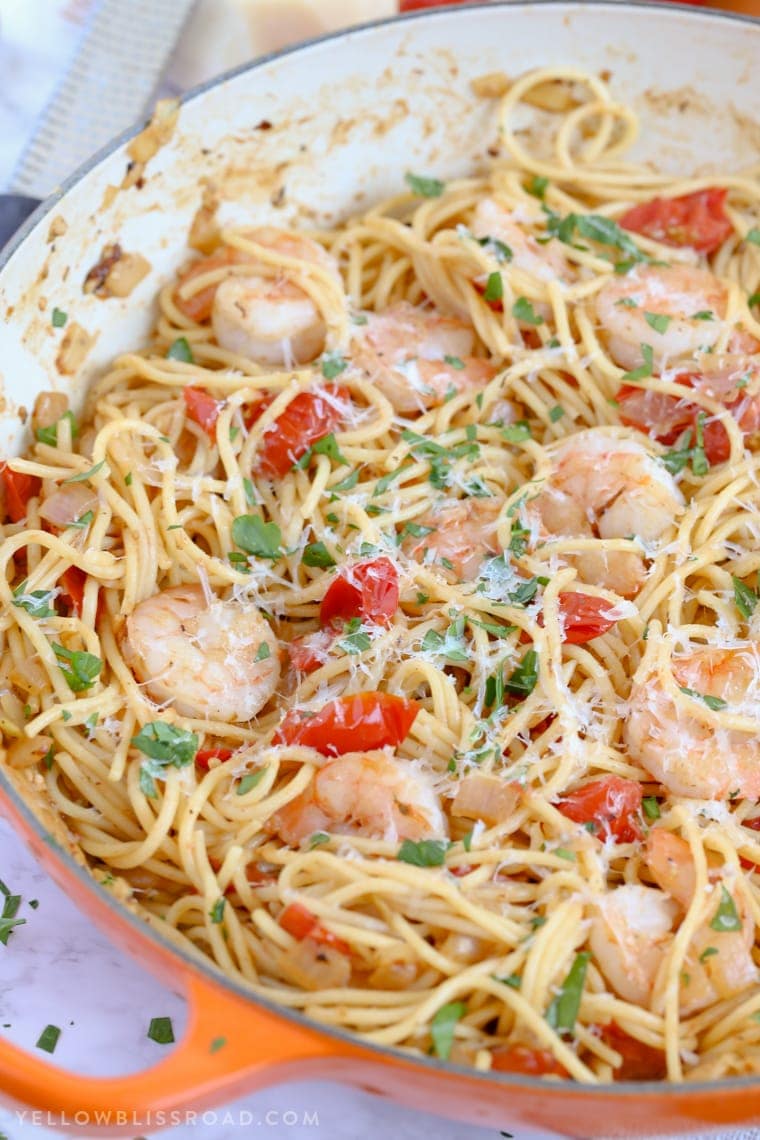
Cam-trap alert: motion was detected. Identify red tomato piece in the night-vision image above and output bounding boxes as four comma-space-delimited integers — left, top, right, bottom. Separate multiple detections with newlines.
557, 775, 643, 843
273, 691, 419, 756
558, 593, 619, 645
288, 629, 335, 674
616, 378, 731, 466
60, 566, 87, 616
279, 902, 351, 955
601, 1023, 666, 1081
1, 465, 41, 523
243, 392, 275, 430
195, 747, 233, 772
256, 385, 349, 478
491, 1045, 567, 1077
183, 387, 224, 439
619, 188, 733, 254
320, 558, 399, 630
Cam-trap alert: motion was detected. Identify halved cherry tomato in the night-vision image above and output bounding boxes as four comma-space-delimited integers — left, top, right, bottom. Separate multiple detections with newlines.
619, 188, 733, 254
273, 691, 419, 756
256, 385, 349, 479
616, 377, 732, 466
279, 901, 351, 955
320, 558, 399, 630
287, 629, 335, 674
183, 386, 224, 439
60, 566, 87, 617
557, 775, 643, 843
558, 593, 618, 645
1, 465, 41, 523
491, 1045, 567, 1077
195, 747, 233, 772
601, 1023, 666, 1081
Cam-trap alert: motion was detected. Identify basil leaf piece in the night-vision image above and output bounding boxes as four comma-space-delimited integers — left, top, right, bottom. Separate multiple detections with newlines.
133, 722, 199, 767
210, 897, 226, 924
746, 227, 760, 247
483, 272, 503, 302
545, 951, 590, 1035
644, 312, 671, 335
678, 686, 727, 712
642, 796, 661, 821
733, 575, 759, 620
501, 421, 532, 443
505, 648, 538, 697
36, 1024, 61, 1054
512, 296, 544, 326
430, 1002, 467, 1060
710, 885, 742, 932
147, 1016, 175, 1044
527, 175, 548, 200
620, 343, 653, 383
311, 433, 348, 466
321, 351, 347, 380
232, 514, 282, 559
35, 410, 78, 447
237, 768, 267, 796
405, 172, 445, 198
167, 337, 194, 363
52, 644, 102, 692
397, 838, 450, 867
12, 586, 55, 618
63, 460, 105, 484
51, 307, 68, 328
303, 541, 336, 569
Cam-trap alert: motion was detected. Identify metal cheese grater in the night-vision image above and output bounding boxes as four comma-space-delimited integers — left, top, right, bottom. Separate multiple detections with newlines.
0, 0, 196, 244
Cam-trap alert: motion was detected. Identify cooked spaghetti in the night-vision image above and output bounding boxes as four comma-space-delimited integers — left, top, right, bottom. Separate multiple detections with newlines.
3, 67, 760, 1083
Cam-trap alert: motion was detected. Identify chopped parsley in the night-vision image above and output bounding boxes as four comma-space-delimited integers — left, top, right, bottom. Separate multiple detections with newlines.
508, 517, 530, 559
338, 619, 372, 655
642, 796, 661, 822
476, 235, 513, 263
661, 415, 708, 477
255, 642, 271, 662
746, 227, 760, 246
51, 307, 68, 328
210, 897, 225, 924
548, 404, 565, 423
699, 946, 719, 962
332, 468, 360, 492
309, 832, 330, 849
405, 172, 445, 198
444, 354, 465, 370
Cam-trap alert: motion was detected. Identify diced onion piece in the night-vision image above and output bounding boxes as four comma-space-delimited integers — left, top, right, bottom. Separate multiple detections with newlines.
451, 773, 520, 826
39, 484, 97, 528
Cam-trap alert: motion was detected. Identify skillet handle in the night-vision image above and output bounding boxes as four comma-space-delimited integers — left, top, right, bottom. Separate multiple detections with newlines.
0, 968, 352, 1130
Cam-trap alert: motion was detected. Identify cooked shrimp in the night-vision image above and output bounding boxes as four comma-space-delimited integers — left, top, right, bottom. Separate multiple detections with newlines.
472, 197, 568, 284
175, 228, 340, 366
268, 749, 447, 845
590, 884, 678, 1007
646, 829, 757, 1014
402, 497, 502, 582
351, 301, 496, 413
596, 265, 727, 372
527, 429, 684, 597
122, 584, 280, 722
625, 642, 760, 799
